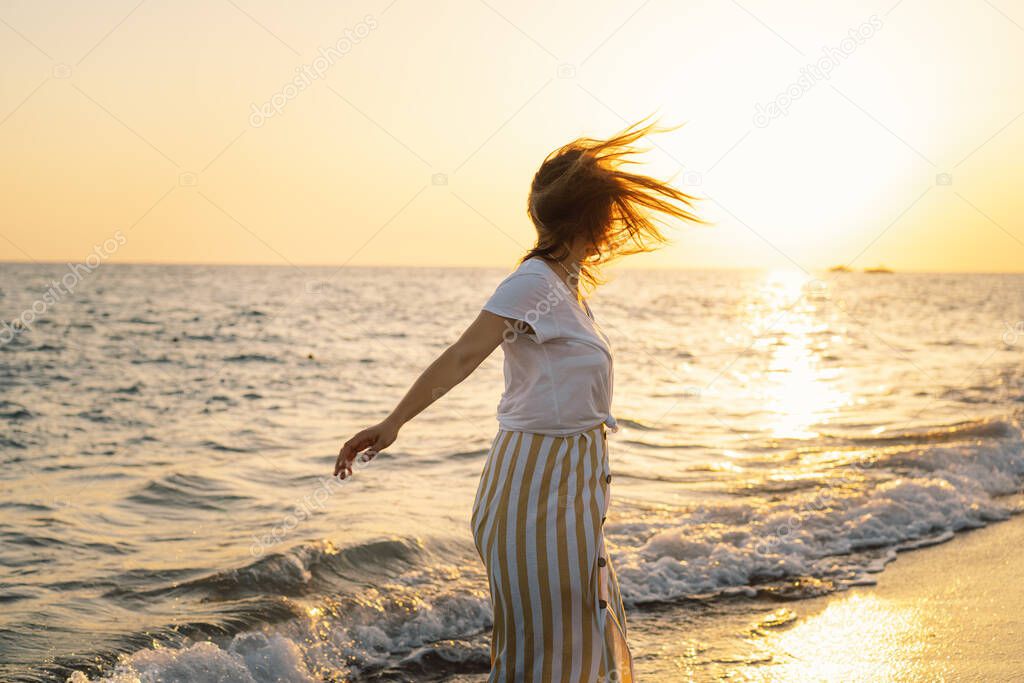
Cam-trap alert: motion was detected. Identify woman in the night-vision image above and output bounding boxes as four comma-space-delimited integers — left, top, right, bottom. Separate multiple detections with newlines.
335, 121, 700, 681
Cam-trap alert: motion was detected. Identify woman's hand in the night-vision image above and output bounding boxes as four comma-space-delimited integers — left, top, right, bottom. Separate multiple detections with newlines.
334, 418, 399, 479
331, 312, 505, 480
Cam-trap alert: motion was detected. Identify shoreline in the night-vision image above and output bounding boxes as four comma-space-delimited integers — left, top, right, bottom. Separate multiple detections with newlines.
629, 510, 1024, 680
767, 510, 1024, 680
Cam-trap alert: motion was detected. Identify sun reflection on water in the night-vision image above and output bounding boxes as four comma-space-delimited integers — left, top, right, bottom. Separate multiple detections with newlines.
749, 593, 926, 681
744, 270, 851, 440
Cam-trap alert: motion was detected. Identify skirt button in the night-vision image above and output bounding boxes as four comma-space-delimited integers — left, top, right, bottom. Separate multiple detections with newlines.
598, 557, 607, 567
605, 474, 612, 484
599, 599, 608, 609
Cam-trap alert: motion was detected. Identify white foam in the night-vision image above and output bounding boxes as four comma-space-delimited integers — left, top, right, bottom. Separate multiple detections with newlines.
67, 635, 314, 683
69, 578, 493, 683
612, 428, 1024, 604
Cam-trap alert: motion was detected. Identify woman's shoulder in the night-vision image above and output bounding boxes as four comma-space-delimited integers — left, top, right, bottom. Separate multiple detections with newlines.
509, 257, 552, 279
492, 258, 556, 293
489, 266, 550, 303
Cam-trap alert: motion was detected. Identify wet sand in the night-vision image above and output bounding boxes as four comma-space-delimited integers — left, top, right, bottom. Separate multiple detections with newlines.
755, 511, 1024, 681
626, 510, 1024, 681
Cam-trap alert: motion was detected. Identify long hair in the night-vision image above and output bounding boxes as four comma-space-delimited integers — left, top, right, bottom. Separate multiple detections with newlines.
523, 119, 703, 288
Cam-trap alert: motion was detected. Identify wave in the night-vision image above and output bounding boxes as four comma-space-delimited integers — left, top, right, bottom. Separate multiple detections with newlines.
224, 353, 282, 364
0, 435, 28, 451
199, 439, 250, 452
100, 537, 434, 608
823, 416, 1016, 446
612, 415, 1024, 604
446, 448, 488, 460
613, 417, 659, 431
0, 400, 33, 420
67, 595, 491, 683
69, 538, 491, 682
124, 473, 253, 513
621, 438, 707, 450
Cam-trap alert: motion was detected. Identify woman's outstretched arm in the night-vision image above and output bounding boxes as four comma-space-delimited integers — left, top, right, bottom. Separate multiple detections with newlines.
333, 311, 511, 477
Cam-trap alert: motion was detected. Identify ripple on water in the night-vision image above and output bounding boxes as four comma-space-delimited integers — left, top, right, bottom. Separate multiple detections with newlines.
0, 400, 33, 419
125, 473, 254, 513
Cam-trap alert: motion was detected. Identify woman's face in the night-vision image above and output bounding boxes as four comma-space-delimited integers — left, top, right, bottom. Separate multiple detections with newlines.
566, 237, 597, 261
580, 235, 603, 259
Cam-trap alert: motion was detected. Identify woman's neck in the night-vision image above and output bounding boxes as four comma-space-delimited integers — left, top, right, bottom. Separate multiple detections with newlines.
542, 256, 583, 299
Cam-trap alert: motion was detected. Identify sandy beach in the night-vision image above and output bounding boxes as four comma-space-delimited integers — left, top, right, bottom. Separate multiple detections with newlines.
755, 511, 1024, 681
627, 508, 1024, 681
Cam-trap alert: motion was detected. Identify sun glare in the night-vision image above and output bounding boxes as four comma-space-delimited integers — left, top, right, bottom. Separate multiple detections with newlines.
746, 271, 849, 439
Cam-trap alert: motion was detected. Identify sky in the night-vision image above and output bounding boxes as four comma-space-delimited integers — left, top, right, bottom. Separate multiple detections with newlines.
0, 0, 1022, 272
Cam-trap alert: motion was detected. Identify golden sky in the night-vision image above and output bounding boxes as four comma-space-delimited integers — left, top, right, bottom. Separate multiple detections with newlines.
1, 0, 1022, 272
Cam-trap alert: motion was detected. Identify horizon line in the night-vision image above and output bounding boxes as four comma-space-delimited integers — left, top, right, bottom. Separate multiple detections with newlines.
1, 259, 1022, 275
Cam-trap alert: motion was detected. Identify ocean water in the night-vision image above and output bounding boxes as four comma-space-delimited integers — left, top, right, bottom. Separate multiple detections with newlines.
1, 263, 1022, 681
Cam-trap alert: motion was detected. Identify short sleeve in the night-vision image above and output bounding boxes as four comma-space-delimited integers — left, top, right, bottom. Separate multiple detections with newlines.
482, 272, 559, 343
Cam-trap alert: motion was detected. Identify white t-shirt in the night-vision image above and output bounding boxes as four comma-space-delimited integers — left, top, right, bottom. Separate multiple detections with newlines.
481, 257, 617, 436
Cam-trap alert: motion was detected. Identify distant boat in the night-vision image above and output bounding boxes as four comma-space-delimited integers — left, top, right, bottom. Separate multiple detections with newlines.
865, 266, 894, 274
828, 264, 853, 273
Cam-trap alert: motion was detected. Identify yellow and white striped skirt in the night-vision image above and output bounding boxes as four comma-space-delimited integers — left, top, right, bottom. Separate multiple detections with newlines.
471, 425, 634, 682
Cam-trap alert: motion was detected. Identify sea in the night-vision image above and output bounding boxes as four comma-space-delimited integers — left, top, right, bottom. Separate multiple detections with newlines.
1, 263, 1022, 681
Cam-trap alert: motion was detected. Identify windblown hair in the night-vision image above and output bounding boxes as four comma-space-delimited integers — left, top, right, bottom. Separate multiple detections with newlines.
524, 120, 702, 288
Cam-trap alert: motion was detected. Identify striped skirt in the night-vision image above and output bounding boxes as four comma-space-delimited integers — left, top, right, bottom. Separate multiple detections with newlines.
471, 425, 633, 682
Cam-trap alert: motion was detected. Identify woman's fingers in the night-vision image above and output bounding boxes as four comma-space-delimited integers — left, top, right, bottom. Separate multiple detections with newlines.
333, 421, 398, 478
336, 451, 355, 478
343, 433, 368, 457
335, 430, 379, 477
333, 451, 346, 477
335, 440, 356, 477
